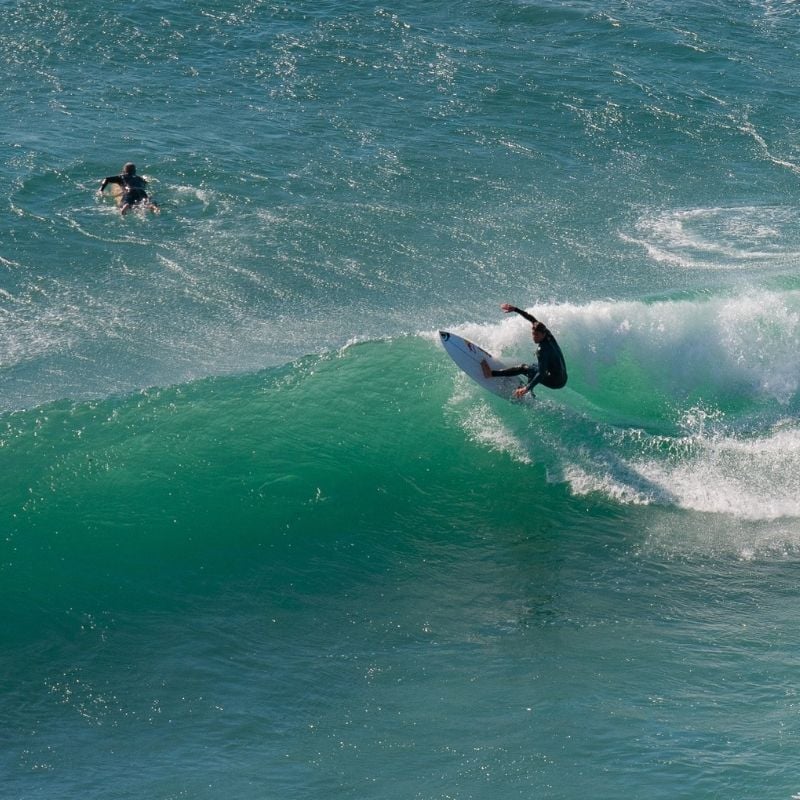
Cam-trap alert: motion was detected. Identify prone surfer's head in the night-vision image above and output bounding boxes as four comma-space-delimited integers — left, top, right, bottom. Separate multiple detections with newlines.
122, 162, 136, 175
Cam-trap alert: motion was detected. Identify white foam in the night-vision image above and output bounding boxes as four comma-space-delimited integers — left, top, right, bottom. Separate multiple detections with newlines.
622, 205, 800, 269
563, 416, 800, 521
460, 403, 532, 465
555, 290, 800, 405
444, 374, 532, 465
633, 424, 800, 520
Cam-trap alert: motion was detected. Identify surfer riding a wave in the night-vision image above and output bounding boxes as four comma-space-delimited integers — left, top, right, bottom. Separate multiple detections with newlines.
481, 303, 568, 399
99, 162, 159, 215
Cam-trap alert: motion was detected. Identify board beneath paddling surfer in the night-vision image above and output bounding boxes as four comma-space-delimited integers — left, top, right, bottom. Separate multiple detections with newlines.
98, 162, 159, 215
480, 303, 567, 399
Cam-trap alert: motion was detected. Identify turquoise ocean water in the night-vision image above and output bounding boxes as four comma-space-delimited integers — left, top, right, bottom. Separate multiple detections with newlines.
3, 1, 800, 797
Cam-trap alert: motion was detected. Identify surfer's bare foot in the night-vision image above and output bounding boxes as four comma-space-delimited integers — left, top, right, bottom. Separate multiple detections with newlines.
480, 359, 492, 379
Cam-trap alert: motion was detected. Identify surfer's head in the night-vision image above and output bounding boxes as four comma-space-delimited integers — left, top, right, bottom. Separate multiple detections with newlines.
531, 321, 549, 342
122, 162, 136, 175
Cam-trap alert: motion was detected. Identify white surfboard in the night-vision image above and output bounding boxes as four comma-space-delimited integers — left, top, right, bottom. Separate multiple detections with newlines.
439, 330, 526, 400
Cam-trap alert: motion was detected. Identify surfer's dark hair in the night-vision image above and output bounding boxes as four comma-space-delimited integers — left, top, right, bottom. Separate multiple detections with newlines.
123, 162, 136, 174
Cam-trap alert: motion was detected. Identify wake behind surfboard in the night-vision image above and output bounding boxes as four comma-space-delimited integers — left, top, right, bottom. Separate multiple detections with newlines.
439, 330, 526, 401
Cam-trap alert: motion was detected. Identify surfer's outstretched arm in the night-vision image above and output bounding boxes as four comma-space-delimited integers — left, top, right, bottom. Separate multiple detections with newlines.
500, 303, 538, 325
98, 175, 121, 194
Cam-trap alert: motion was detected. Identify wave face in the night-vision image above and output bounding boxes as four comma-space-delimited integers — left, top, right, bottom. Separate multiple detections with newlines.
5, 291, 800, 596
4, 1, 800, 798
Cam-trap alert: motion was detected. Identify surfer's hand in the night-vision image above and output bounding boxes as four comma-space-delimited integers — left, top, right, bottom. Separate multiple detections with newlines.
512, 386, 527, 399
500, 303, 515, 313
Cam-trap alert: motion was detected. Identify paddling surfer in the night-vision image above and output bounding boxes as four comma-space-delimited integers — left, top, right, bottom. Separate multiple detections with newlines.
99, 162, 159, 215
480, 303, 567, 399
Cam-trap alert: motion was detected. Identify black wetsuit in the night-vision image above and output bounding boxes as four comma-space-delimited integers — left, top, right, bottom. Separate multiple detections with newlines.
491, 334, 568, 393
103, 173, 149, 206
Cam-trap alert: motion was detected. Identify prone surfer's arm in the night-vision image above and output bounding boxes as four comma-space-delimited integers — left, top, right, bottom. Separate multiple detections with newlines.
500, 303, 538, 325
98, 175, 121, 193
